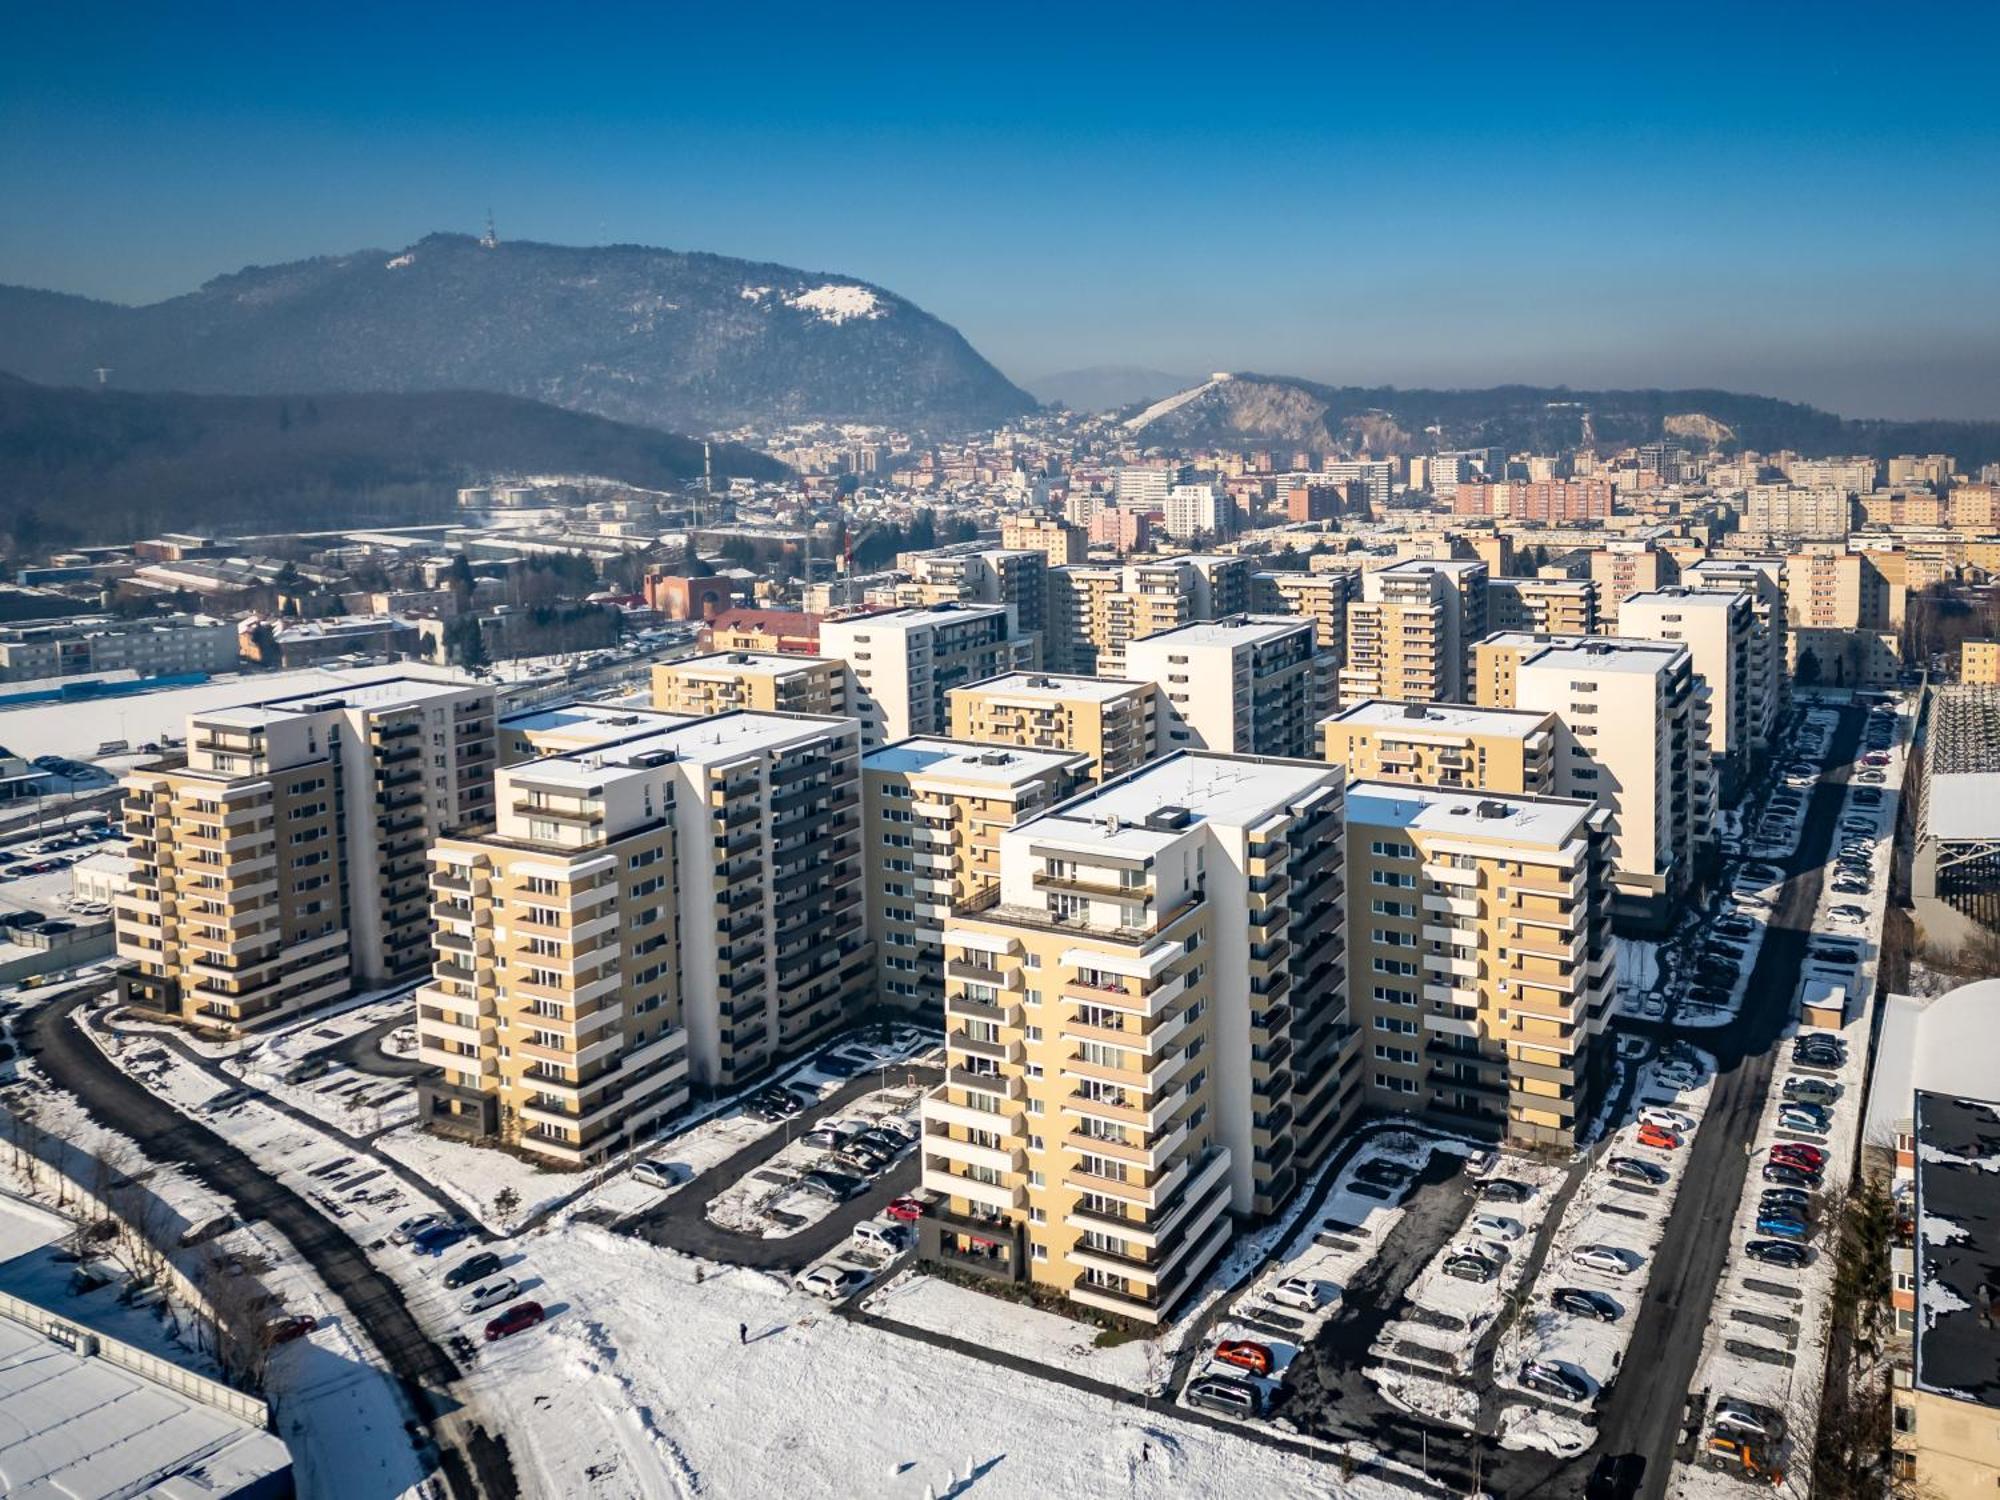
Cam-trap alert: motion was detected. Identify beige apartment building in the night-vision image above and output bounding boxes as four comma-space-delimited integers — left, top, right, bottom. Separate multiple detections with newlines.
117, 677, 497, 1030
1618, 588, 1762, 801
1321, 699, 1558, 794
919, 752, 1350, 1319
1124, 616, 1327, 759
947, 672, 1162, 782
1345, 780, 1614, 1147
1964, 639, 2000, 686
820, 603, 1022, 748
1488, 576, 1599, 637
1251, 568, 1358, 654
650, 652, 848, 718
1001, 514, 1089, 566
1340, 559, 1488, 707
1785, 543, 1894, 630
1044, 555, 1252, 675
879, 548, 1048, 647
1744, 484, 1854, 542
863, 738, 1088, 1009
414, 710, 871, 1161
1588, 543, 1677, 628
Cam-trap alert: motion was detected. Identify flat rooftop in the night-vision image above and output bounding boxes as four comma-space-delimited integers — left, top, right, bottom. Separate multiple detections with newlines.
1325, 700, 1554, 737
658, 651, 833, 677
508, 709, 853, 789
1022, 751, 1339, 855
1345, 777, 1595, 848
1122, 615, 1307, 650
864, 738, 1087, 786
1619, 587, 1744, 609
824, 603, 1007, 628
1516, 639, 1684, 676
196, 674, 474, 729
954, 672, 1148, 704
1913, 1088, 2000, 1408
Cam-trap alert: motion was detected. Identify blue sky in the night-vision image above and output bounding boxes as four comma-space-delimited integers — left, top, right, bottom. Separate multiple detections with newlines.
3, 2, 1997, 418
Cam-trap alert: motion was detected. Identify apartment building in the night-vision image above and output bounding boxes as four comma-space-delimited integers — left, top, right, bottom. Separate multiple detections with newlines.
1346, 780, 1614, 1148
414, 709, 871, 1161
1452, 479, 1612, 523
1963, 639, 2000, 686
698, 607, 823, 656
1744, 484, 1854, 542
117, 677, 497, 1030
1618, 588, 1762, 800
1513, 638, 1714, 930
864, 739, 1088, 1010
1124, 616, 1326, 759
1043, 555, 1251, 676
820, 603, 1021, 748
920, 751, 1350, 1319
0, 612, 240, 683
1340, 559, 1487, 707
1322, 700, 1557, 794
1488, 577, 1599, 637
947, 672, 1162, 782
1251, 567, 1357, 653
886, 548, 1048, 645
1588, 543, 1676, 628
650, 652, 848, 718
1001, 515, 1089, 566
1682, 560, 1788, 756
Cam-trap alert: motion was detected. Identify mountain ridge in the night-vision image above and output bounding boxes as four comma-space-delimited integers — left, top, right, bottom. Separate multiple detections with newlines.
0, 233, 1037, 434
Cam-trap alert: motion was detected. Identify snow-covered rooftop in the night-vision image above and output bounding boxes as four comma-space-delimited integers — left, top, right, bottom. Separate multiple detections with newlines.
1023, 750, 1339, 853
1346, 778, 1596, 849
863, 738, 1086, 788
955, 672, 1150, 705
1325, 699, 1554, 738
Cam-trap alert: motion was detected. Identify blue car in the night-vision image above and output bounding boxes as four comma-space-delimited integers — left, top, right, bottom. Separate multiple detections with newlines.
410, 1221, 470, 1256
1755, 1213, 1809, 1242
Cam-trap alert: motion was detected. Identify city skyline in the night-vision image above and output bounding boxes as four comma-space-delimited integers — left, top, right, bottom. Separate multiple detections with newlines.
3, 3, 1998, 420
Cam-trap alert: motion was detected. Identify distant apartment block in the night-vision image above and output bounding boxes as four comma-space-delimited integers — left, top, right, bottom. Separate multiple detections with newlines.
1251, 568, 1357, 654
651, 652, 848, 718
1682, 558, 1789, 744
415, 709, 870, 1162
920, 752, 1350, 1319
947, 672, 1162, 783
1340, 559, 1487, 707
1618, 588, 1763, 800
1453, 479, 1612, 523
1488, 577, 1598, 637
698, 608, 823, 655
117, 677, 498, 1030
1044, 555, 1251, 675
1322, 700, 1557, 794
1001, 515, 1089, 566
1123, 616, 1326, 758
1588, 544, 1676, 628
1346, 780, 1614, 1148
863, 738, 1088, 1010
820, 604, 1022, 748
0, 613, 239, 683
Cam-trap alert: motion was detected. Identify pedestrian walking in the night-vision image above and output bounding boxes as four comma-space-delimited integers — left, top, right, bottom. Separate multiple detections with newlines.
739, 1322, 748, 1345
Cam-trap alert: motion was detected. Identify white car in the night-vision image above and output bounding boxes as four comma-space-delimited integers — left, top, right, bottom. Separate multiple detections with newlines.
1655, 1065, 1702, 1092
1828, 905, 1868, 925
392, 1212, 445, 1245
1639, 1107, 1696, 1134
796, 1264, 872, 1301
460, 1276, 520, 1314
1571, 1244, 1634, 1276
1470, 1213, 1526, 1244
633, 1159, 685, 1189
851, 1218, 912, 1253
1269, 1275, 1335, 1312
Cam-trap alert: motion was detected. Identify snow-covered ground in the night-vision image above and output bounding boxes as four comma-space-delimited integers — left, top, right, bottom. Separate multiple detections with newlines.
704, 1084, 923, 1238
865, 1268, 1158, 1389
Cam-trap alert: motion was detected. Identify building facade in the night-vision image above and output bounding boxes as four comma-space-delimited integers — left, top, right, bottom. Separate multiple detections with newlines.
820, 603, 1021, 748
947, 672, 1162, 783
651, 652, 848, 718
1123, 616, 1327, 759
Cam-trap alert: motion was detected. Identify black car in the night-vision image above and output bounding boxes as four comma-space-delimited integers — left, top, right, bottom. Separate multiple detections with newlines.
1760, 1188, 1812, 1214
1745, 1238, 1811, 1268
1763, 1162, 1821, 1188
1609, 1156, 1669, 1186
1586, 1452, 1646, 1500
800, 1170, 868, 1201
1474, 1176, 1532, 1203
1552, 1286, 1621, 1321
444, 1250, 503, 1289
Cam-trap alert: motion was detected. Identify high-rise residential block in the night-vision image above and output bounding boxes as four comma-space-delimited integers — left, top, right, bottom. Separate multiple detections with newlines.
1488, 576, 1599, 636
1588, 543, 1676, 629
1785, 543, 1893, 631
1340, 559, 1487, 707
863, 738, 1088, 1009
1682, 558, 1789, 743
116, 677, 498, 1030
947, 672, 1163, 783
887, 548, 1048, 647
1618, 587, 1763, 801
414, 709, 870, 1161
1251, 567, 1358, 654
1346, 780, 1614, 1148
1001, 514, 1089, 566
1322, 700, 1558, 794
1044, 555, 1252, 675
820, 603, 1022, 748
920, 751, 1349, 1319
1123, 616, 1327, 758
651, 652, 849, 718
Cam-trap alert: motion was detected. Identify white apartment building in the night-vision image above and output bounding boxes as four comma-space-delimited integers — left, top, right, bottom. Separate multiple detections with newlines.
1123, 616, 1328, 759
1164, 483, 1228, 540
820, 603, 1022, 748
1683, 558, 1789, 751
1618, 588, 1762, 801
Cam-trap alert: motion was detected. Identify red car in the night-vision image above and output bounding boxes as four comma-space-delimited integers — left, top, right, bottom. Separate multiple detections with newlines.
484, 1301, 546, 1342
885, 1196, 927, 1224
1636, 1124, 1680, 1151
1214, 1339, 1274, 1377
261, 1315, 318, 1346
1770, 1144, 1826, 1170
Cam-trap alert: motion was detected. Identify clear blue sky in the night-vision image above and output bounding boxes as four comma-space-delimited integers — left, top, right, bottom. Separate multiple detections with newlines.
4, 2, 1997, 418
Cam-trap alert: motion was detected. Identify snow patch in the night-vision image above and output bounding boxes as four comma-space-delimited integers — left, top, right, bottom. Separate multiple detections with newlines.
783, 284, 885, 324
385, 253, 415, 270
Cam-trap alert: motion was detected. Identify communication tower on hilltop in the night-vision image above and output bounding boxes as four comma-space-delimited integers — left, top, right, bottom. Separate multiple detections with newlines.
480, 211, 499, 250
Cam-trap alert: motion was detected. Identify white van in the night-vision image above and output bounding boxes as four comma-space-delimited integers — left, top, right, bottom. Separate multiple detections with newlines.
852, 1218, 912, 1253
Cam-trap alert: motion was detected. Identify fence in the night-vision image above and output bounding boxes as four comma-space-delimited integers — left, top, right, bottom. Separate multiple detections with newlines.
0, 1286, 271, 1426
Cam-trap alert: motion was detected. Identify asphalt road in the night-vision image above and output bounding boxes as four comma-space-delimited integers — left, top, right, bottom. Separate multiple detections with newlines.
23, 987, 519, 1500
1574, 701, 1863, 1499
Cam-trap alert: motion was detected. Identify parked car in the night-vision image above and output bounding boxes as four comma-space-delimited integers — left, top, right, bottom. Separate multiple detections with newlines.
484, 1301, 546, 1341
1520, 1359, 1591, 1402
1186, 1374, 1264, 1417
633, 1159, 685, 1189
1760, 1188, 1812, 1215
460, 1277, 521, 1315
885, 1195, 927, 1223
1470, 1213, 1526, 1244
1270, 1275, 1334, 1312
1474, 1176, 1533, 1203
799, 1170, 869, 1202
852, 1218, 912, 1253
1713, 1397, 1788, 1442
1763, 1162, 1821, 1188
1828, 905, 1868, 924
1609, 1156, 1669, 1187
795, 1264, 872, 1300
445, 1251, 504, 1290
1756, 1212, 1809, 1241
261, 1314, 318, 1346
1770, 1142, 1828, 1170
1640, 1106, 1696, 1133
1745, 1239, 1810, 1269
1635, 1124, 1681, 1152
1855, 770, 1887, 784
1552, 1286, 1621, 1321
410, 1222, 470, 1256
1443, 1251, 1500, 1283
1784, 1078, 1839, 1106
1571, 1244, 1633, 1276
1213, 1339, 1275, 1377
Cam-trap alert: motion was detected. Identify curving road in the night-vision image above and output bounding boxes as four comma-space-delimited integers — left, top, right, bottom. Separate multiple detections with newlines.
23, 987, 518, 1500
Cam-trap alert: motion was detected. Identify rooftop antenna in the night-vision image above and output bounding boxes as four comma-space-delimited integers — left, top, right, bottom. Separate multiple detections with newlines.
92, 367, 111, 388
480, 210, 499, 250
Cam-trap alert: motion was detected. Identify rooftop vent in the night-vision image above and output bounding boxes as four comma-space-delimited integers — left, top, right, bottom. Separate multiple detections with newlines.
975, 751, 1015, 766
1146, 805, 1194, 831
1402, 704, 1430, 720
727, 653, 753, 664
1475, 800, 1513, 820
631, 749, 677, 769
